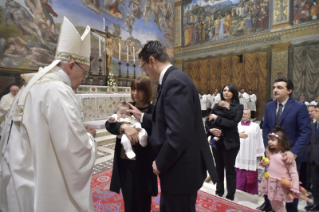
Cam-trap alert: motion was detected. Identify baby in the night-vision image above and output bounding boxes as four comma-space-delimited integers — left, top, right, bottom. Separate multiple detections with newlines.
108, 102, 147, 159
208, 100, 234, 148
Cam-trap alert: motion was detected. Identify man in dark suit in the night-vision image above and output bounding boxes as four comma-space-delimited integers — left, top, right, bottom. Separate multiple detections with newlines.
128, 41, 218, 212
306, 104, 319, 211
257, 77, 312, 212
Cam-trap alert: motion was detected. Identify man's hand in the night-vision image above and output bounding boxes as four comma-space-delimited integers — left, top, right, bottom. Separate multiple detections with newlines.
127, 102, 142, 121
282, 151, 296, 165
152, 161, 161, 175
210, 128, 222, 136
122, 124, 139, 145
85, 125, 96, 137
239, 131, 248, 139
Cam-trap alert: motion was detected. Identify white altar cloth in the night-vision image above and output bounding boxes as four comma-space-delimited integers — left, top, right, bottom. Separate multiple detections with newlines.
75, 93, 132, 122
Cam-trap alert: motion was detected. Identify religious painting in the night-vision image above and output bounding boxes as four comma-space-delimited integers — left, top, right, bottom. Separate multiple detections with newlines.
0, 0, 175, 79
273, 0, 289, 25
293, 0, 319, 25
182, 0, 270, 48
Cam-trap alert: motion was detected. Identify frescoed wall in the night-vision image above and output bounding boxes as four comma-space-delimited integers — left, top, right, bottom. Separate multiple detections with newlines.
182, 0, 269, 48
0, 0, 175, 77
293, 0, 319, 25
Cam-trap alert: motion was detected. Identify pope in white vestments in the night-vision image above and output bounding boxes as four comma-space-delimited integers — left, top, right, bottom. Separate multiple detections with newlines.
235, 109, 264, 194
0, 17, 96, 212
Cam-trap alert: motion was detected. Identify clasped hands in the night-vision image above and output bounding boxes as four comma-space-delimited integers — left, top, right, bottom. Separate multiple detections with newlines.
209, 114, 217, 121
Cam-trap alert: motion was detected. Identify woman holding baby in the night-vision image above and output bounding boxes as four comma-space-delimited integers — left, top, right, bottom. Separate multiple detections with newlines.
205, 83, 243, 201
105, 77, 157, 212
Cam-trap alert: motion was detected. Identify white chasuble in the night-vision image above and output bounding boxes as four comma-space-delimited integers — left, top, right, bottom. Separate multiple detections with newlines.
0, 68, 96, 212
235, 122, 265, 171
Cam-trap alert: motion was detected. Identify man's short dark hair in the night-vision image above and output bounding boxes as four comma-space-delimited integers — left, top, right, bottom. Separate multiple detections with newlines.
138, 41, 170, 63
315, 103, 319, 109
274, 77, 294, 96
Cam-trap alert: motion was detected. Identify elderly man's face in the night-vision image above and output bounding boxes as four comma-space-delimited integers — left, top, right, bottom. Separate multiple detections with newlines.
241, 109, 251, 122
10, 86, 19, 96
308, 106, 315, 119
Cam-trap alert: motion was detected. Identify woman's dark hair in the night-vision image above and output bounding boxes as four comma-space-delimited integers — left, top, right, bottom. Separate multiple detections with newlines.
267, 126, 290, 153
130, 77, 153, 104
221, 83, 239, 104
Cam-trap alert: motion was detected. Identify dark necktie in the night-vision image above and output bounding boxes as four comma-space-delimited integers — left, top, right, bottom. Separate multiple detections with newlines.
275, 103, 283, 126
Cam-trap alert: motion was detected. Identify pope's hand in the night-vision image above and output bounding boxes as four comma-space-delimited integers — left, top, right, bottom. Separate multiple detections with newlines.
86, 125, 96, 137
152, 161, 161, 175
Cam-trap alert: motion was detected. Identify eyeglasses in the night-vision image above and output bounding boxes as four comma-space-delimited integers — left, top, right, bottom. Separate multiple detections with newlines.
140, 61, 148, 72
75, 62, 89, 78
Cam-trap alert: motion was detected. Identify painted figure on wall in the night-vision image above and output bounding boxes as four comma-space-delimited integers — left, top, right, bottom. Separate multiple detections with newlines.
293, 0, 318, 24
0, 0, 175, 78
182, 0, 270, 47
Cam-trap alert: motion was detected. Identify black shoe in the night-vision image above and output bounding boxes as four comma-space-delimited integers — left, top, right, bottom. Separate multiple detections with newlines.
256, 202, 273, 211
309, 204, 319, 211
215, 192, 223, 197
305, 204, 314, 210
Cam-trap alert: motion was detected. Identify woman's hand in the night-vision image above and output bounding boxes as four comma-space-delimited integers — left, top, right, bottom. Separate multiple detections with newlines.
209, 114, 217, 121
239, 131, 248, 139
210, 128, 222, 136
122, 124, 139, 145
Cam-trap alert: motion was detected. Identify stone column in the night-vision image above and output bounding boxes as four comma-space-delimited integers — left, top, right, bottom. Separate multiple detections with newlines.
174, 59, 183, 71
174, 1, 182, 48
270, 42, 290, 85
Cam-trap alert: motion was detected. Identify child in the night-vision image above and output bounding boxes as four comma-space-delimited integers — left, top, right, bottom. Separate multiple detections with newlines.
206, 100, 234, 148
259, 126, 300, 212
108, 102, 147, 159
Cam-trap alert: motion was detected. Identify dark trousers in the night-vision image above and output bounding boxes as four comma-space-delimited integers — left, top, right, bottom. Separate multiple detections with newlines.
264, 158, 302, 212
118, 159, 152, 212
212, 145, 240, 200
160, 190, 198, 212
201, 110, 206, 118
311, 162, 319, 204
299, 161, 311, 191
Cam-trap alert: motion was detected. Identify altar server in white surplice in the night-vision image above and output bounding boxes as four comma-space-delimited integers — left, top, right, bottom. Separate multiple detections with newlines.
200, 94, 207, 117
247, 89, 257, 119
0, 85, 19, 135
239, 88, 249, 109
0, 17, 96, 212
235, 109, 264, 195
210, 90, 221, 111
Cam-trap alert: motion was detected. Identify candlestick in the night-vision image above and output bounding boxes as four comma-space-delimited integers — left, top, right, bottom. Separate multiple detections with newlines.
103, 18, 105, 31
99, 37, 101, 57
119, 42, 121, 61
133, 64, 136, 79
133, 46, 135, 63
127, 46, 129, 63
98, 57, 103, 85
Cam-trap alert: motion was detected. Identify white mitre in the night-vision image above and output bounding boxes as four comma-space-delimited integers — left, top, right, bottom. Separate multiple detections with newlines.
14, 17, 91, 122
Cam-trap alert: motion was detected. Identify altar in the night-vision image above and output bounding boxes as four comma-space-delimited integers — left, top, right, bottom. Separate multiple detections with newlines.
75, 85, 132, 122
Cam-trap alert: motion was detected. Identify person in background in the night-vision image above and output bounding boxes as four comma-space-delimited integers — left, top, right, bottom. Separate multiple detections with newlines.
200, 93, 208, 118
235, 109, 264, 194
206, 83, 243, 201
210, 89, 221, 111
247, 89, 257, 120
0, 85, 19, 136
239, 88, 249, 109
306, 103, 319, 211
257, 77, 312, 212
105, 77, 158, 212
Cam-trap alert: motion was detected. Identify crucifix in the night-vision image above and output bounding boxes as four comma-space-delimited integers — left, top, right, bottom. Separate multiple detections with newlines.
90, 26, 121, 85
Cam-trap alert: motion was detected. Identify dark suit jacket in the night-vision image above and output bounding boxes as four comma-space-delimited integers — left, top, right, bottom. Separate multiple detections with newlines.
143, 66, 218, 194
105, 103, 158, 196
308, 122, 319, 165
205, 103, 243, 151
262, 97, 312, 163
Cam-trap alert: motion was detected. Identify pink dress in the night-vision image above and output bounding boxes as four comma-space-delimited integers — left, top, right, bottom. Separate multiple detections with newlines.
259, 151, 299, 202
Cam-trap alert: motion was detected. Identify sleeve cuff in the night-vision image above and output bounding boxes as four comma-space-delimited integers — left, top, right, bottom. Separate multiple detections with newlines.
140, 113, 144, 123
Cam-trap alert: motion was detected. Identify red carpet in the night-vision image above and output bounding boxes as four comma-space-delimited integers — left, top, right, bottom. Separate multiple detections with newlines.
91, 168, 260, 212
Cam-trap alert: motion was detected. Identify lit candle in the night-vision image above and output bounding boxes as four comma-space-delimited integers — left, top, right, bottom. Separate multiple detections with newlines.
99, 37, 101, 57
119, 42, 121, 61
127, 46, 129, 63
133, 46, 135, 63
